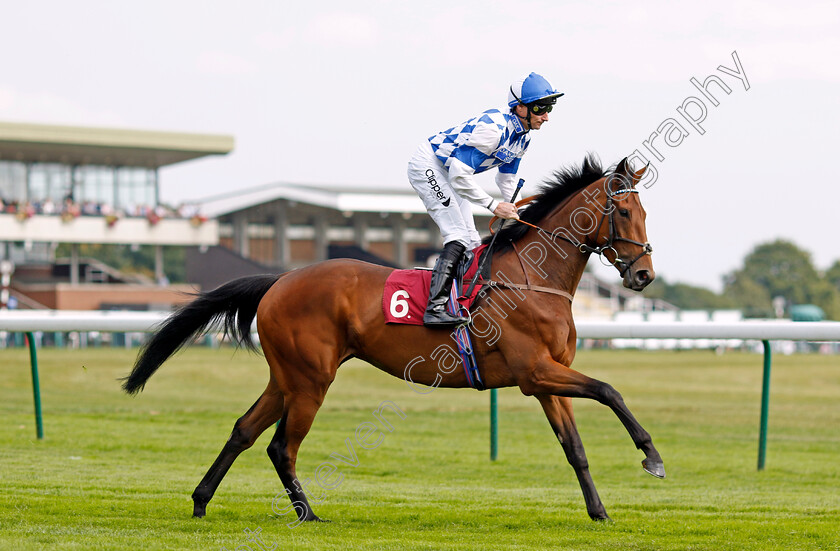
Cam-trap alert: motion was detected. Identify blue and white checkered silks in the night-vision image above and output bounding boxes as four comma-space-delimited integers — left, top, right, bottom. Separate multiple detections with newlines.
427, 109, 529, 206
407, 108, 530, 248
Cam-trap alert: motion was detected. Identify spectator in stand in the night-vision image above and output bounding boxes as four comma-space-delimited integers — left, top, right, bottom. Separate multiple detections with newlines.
42, 198, 56, 215
61, 196, 81, 218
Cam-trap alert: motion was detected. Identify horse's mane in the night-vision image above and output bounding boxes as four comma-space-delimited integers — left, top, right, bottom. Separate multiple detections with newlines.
483, 153, 607, 253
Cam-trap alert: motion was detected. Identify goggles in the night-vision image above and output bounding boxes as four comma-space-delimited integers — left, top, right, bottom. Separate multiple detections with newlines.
529, 102, 554, 115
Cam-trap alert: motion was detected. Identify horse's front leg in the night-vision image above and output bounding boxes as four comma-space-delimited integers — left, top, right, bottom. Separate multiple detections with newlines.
535, 394, 609, 520
521, 359, 665, 479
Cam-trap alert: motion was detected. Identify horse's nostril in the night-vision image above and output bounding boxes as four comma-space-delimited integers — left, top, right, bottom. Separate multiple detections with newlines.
636, 270, 650, 284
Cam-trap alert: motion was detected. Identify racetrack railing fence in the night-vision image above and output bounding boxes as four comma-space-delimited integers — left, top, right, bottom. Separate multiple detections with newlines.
3, 310, 840, 471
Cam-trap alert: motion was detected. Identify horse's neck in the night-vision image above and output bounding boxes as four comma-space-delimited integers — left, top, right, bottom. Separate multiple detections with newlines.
495, 231, 590, 297
537, 183, 610, 295
535, 235, 590, 295
508, 192, 601, 296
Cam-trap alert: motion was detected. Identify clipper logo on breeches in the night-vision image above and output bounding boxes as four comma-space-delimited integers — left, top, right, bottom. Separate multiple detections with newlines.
425, 169, 451, 207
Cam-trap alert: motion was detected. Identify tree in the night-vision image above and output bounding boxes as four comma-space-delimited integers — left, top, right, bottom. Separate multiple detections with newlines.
734, 239, 820, 306
644, 277, 734, 310
723, 239, 840, 320
722, 272, 773, 318
825, 260, 840, 290
809, 279, 840, 320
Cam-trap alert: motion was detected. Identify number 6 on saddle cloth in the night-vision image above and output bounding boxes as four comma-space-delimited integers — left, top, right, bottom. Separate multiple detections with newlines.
381, 245, 490, 389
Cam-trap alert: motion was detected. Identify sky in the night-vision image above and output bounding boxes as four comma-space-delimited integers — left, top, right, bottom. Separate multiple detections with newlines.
1, 0, 837, 291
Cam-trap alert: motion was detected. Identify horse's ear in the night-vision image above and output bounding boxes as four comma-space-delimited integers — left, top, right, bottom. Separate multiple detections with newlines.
614, 157, 630, 177
632, 164, 649, 185
615, 156, 648, 188
611, 157, 632, 189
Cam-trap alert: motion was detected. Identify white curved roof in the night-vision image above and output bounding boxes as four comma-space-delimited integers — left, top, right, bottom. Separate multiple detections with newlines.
0, 120, 233, 168
198, 182, 501, 218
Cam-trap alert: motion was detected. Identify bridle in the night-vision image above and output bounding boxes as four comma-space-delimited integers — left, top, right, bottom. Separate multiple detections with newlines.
499, 183, 653, 277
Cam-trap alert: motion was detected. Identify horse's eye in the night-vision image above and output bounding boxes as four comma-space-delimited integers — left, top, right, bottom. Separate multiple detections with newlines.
619, 208, 630, 218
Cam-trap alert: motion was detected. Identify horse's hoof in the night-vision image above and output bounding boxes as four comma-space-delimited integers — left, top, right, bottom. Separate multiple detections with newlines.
590, 512, 611, 522
642, 458, 666, 479
193, 502, 207, 518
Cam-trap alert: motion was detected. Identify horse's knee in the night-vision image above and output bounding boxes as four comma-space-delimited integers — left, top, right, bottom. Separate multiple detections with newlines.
227, 424, 257, 451
594, 382, 623, 406
266, 437, 289, 464
266, 437, 281, 457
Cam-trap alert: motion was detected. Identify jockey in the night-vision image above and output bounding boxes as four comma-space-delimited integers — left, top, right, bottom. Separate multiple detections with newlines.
407, 72, 564, 326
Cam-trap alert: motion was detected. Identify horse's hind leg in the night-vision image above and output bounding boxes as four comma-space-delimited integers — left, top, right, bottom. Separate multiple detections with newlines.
536, 394, 609, 521
259, 316, 340, 523
191, 386, 284, 517
266, 393, 328, 523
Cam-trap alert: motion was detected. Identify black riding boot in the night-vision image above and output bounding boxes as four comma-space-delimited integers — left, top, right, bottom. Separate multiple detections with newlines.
423, 241, 468, 326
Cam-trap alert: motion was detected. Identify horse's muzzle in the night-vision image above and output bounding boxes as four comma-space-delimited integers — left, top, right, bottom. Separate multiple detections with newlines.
624, 268, 654, 291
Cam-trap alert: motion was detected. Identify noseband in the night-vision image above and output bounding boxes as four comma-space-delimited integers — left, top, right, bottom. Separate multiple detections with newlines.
506, 187, 653, 277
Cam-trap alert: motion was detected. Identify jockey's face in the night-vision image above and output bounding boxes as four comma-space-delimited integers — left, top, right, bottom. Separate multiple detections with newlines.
514, 104, 549, 130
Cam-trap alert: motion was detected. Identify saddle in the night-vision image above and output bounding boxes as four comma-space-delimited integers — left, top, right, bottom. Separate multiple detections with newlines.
382, 245, 490, 326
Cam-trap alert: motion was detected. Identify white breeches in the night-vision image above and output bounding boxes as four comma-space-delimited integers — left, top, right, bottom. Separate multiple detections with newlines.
407, 141, 482, 250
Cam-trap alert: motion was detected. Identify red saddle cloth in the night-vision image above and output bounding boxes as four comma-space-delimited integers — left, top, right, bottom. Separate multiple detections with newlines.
382, 245, 487, 325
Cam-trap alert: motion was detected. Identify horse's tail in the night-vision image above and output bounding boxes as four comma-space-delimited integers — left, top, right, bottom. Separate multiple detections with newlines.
121, 274, 281, 395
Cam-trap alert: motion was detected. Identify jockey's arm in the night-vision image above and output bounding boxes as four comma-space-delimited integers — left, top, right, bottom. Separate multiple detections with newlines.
447, 121, 521, 214
495, 156, 522, 200
447, 160, 519, 220
447, 157, 500, 213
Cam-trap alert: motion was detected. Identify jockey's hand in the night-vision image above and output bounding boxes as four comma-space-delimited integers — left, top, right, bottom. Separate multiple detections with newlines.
493, 202, 520, 220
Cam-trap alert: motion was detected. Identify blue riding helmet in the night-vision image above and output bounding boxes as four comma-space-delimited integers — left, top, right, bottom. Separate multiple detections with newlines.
507, 72, 564, 107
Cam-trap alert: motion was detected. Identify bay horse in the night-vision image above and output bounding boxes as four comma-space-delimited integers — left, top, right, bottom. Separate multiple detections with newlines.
122, 155, 664, 523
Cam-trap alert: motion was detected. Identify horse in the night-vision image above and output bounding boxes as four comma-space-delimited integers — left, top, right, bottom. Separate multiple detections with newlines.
122, 154, 664, 523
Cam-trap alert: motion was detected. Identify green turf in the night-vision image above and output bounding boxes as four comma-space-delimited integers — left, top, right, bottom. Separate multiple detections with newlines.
1, 347, 838, 550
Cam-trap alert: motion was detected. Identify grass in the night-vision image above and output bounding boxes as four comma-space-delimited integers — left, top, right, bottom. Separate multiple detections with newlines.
1, 346, 838, 550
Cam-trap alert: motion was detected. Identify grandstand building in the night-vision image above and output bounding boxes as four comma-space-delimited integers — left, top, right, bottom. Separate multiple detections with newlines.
0, 120, 232, 310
